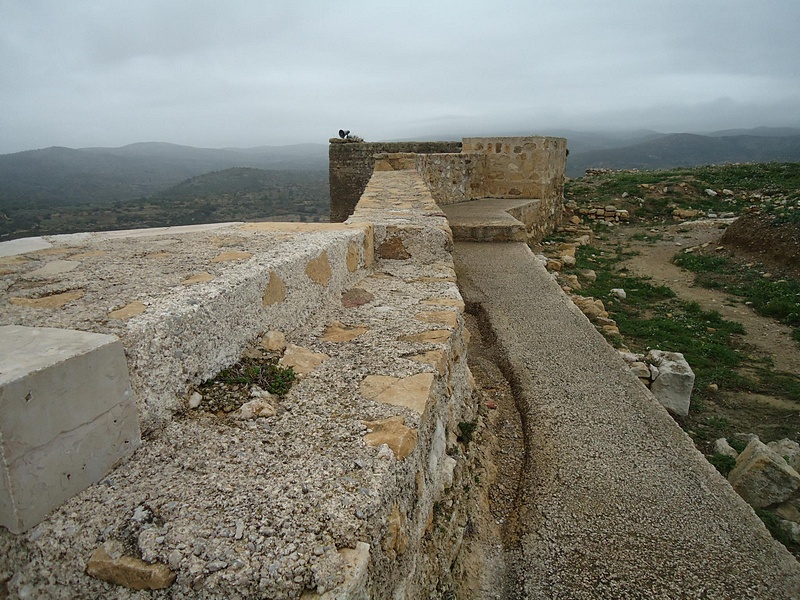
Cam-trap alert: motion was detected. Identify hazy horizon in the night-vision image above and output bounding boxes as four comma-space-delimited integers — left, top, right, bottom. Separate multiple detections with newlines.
2, 1, 799, 154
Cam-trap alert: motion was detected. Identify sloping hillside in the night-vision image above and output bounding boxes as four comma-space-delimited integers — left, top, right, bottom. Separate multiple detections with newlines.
0, 142, 328, 206
566, 134, 800, 177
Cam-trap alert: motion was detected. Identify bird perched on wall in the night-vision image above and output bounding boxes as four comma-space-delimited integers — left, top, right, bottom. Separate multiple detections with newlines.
338, 129, 351, 139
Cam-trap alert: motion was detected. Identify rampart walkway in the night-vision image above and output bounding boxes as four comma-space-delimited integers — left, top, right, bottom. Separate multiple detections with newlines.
454, 240, 800, 598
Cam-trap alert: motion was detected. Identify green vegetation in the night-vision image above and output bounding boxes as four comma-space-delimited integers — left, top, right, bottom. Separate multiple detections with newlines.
555, 161, 800, 483
457, 421, 479, 446
573, 244, 767, 410
755, 509, 800, 556
209, 358, 296, 396
0, 162, 330, 239
708, 453, 737, 476
673, 253, 800, 341
566, 162, 800, 222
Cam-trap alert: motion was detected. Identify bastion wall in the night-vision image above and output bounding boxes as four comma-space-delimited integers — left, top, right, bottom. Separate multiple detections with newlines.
329, 140, 462, 222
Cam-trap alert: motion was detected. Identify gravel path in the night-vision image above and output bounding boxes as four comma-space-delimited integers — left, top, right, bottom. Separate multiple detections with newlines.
454, 240, 800, 599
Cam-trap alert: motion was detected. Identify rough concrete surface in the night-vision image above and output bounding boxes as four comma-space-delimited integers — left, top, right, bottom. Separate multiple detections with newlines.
0, 256, 473, 598
453, 241, 800, 599
0, 221, 372, 433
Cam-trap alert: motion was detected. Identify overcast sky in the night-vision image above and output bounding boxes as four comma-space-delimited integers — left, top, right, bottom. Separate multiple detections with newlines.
1, 0, 799, 153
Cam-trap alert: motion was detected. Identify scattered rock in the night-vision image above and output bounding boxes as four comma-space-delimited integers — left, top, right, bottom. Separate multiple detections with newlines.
279, 344, 330, 376
673, 208, 701, 219
341, 287, 374, 308
705, 189, 718, 197
86, 542, 176, 591
188, 392, 203, 409
562, 274, 581, 290
610, 288, 626, 300
714, 438, 739, 459
629, 362, 651, 379
261, 330, 287, 352
546, 259, 563, 272
767, 439, 800, 472
646, 350, 695, 416
234, 397, 276, 419
728, 439, 800, 509
578, 269, 597, 284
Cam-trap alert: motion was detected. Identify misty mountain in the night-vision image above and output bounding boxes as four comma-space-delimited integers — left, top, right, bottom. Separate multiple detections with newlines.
566, 133, 800, 177
704, 126, 800, 138
0, 142, 328, 207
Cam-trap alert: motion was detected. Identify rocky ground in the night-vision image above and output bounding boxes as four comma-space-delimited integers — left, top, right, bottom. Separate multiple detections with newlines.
600, 220, 800, 445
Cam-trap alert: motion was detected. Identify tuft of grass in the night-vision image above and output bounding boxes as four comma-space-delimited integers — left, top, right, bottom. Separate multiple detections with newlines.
457, 421, 479, 446
214, 358, 296, 396
708, 453, 737, 477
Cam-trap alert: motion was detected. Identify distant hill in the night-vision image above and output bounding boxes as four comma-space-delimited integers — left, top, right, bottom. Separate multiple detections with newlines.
0, 142, 328, 207
566, 133, 800, 177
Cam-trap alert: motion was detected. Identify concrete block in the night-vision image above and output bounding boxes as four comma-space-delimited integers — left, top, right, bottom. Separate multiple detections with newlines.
0, 326, 140, 533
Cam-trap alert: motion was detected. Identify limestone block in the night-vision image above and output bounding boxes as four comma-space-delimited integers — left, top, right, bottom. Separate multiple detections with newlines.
0, 325, 141, 533
767, 438, 800, 472
629, 362, 651, 379
86, 541, 175, 590
280, 344, 330, 377
261, 330, 287, 352
728, 439, 800, 509
775, 498, 800, 525
646, 350, 695, 417
362, 417, 417, 460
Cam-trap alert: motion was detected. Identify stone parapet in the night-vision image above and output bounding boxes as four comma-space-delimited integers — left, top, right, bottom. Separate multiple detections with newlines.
0, 222, 373, 434
329, 140, 462, 222
415, 152, 483, 205
462, 136, 567, 200
0, 172, 478, 598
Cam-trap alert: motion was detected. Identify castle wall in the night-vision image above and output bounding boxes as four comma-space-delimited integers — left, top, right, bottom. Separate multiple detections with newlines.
329, 140, 462, 222
462, 136, 567, 200
415, 152, 483, 205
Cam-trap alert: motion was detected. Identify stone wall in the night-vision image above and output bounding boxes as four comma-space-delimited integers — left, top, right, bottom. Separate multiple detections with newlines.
462, 136, 567, 200
0, 172, 480, 598
415, 153, 483, 205
329, 140, 462, 222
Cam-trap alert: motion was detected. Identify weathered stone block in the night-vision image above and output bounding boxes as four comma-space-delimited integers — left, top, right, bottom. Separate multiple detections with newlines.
728, 439, 800, 509
0, 325, 140, 533
646, 350, 695, 416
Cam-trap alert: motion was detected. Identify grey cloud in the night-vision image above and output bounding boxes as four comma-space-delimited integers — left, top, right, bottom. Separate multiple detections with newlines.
0, 0, 798, 153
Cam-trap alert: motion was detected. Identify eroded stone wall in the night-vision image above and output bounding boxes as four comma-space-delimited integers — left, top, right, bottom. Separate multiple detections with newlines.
329, 140, 462, 222
415, 153, 484, 205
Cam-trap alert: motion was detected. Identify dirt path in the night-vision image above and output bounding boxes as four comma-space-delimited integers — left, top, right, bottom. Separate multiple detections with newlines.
611, 220, 800, 375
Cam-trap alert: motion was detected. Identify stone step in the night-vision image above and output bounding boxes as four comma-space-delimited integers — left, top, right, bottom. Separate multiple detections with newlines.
441, 197, 541, 242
